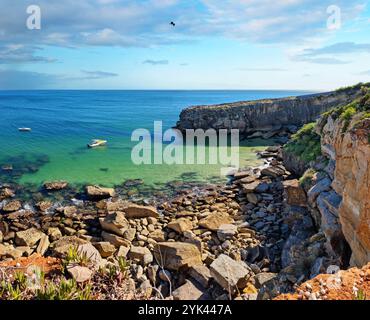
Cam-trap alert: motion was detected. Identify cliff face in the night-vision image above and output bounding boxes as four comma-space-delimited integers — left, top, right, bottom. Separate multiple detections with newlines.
176, 89, 363, 134
319, 113, 370, 266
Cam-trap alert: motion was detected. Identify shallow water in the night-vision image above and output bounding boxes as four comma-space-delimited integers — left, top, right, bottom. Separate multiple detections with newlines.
0, 90, 310, 187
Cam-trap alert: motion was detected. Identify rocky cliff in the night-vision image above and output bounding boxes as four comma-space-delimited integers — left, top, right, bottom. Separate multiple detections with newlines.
283, 87, 370, 268
176, 86, 365, 135
318, 103, 370, 266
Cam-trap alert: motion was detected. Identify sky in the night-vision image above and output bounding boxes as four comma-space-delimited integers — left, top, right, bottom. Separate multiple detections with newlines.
0, 0, 369, 90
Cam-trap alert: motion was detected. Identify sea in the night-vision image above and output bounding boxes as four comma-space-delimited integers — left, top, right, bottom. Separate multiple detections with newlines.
0, 90, 311, 188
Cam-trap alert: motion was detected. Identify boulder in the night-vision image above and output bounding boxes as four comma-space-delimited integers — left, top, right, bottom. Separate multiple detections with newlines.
43, 181, 68, 191
210, 254, 251, 294
261, 165, 286, 178
116, 245, 130, 258
242, 181, 261, 193
199, 212, 234, 231
123, 204, 159, 218
15, 228, 44, 247
2, 200, 22, 212
36, 201, 53, 212
149, 229, 166, 242
52, 236, 88, 257
77, 243, 103, 269
47, 227, 62, 242
123, 228, 136, 241
217, 224, 238, 241
153, 242, 202, 271
253, 272, 278, 289
307, 178, 332, 205
172, 280, 207, 300
0, 244, 23, 259
128, 246, 153, 265
283, 179, 307, 207
94, 242, 116, 258
188, 265, 212, 287
99, 212, 129, 236
167, 218, 193, 234
86, 185, 115, 200
36, 234, 50, 256
246, 193, 259, 205
67, 265, 93, 283
101, 231, 131, 248
0, 188, 14, 200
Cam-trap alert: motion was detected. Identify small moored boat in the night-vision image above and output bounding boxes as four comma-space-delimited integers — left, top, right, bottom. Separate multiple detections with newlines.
18, 127, 32, 132
88, 139, 107, 148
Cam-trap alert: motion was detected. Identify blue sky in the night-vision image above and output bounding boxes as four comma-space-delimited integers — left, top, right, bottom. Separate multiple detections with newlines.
0, 0, 369, 90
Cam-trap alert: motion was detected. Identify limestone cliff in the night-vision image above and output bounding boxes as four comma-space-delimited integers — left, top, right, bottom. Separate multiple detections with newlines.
176, 87, 364, 135
283, 89, 370, 268
318, 110, 370, 266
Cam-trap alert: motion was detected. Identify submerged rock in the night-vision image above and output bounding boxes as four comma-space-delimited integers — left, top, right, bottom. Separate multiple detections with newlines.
86, 185, 115, 200
43, 181, 68, 191
2, 200, 22, 212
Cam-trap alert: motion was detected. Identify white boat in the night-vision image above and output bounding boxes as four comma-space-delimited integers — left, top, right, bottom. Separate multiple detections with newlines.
18, 127, 32, 132
88, 139, 107, 148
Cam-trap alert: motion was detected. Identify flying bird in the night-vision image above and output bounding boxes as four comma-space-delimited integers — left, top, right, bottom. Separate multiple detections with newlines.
170, 21, 176, 27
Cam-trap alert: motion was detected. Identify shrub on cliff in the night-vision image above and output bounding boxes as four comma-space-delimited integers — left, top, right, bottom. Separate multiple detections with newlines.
284, 122, 321, 164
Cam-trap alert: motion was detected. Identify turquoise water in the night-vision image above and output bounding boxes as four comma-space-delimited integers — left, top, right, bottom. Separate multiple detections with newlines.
0, 90, 310, 187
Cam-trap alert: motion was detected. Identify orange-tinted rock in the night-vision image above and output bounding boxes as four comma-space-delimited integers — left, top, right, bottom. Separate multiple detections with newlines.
322, 115, 370, 266
283, 179, 307, 207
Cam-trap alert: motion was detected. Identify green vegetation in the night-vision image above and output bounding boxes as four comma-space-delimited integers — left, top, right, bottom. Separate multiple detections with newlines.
336, 82, 370, 93
353, 288, 367, 300
299, 168, 317, 190
36, 278, 92, 300
324, 86, 370, 134
284, 122, 321, 164
62, 246, 91, 271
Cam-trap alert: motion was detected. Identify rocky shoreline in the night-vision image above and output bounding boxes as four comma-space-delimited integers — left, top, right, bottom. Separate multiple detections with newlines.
0, 84, 369, 300
0, 144, 310, 300
0, 143, 351, 300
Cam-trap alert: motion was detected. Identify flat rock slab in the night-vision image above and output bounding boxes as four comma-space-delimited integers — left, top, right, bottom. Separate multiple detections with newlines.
217, 224, 238, 241
199, 212, 234, 231
43, 181, 68, 191
123, 204, 159, 218
15, 228, 45, 247
52, 236, 88, 257
210, 254, 251, 294
101, 231, 131, 248
172, 280, 208, 300
129, 246, 153, 265
154, 242, 202, 271
67, 265, 93, 283
189, 265, 212, 287
167, 218, 193, 234
86, 185, 115, 200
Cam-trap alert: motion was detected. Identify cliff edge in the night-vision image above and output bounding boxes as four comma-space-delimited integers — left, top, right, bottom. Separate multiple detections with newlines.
176, 85, 365, 136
